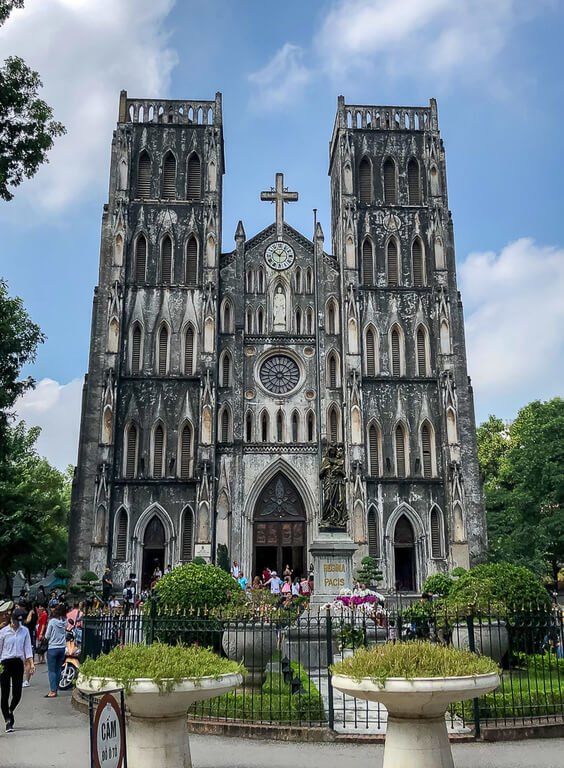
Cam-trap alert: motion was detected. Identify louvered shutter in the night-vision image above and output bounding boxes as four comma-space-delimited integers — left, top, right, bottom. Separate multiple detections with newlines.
180, 424, 192, 479
257, 308, 264, 333
408, 158, 420, 204
181, 510, 193, 561
125, 425, 137, 479
362, 240, 374, 285
365, 329, 376, 376
221, 409, 230, 442
131, 325, 142, 373
383, 158, 396, 204
395, 424, 406, 477
184, 326, 194, 374
116, 510, 128, 560
367, 509, 379, 558
162, 153, 176, 199
417, 327, 427, 375
422, 424, 432, 478
330, 408, 339, 443
387, 240, 399, 286
187, 154, 201, 199
412, 239, 424, 286
431, 508, 442, 557
158, 326, 168, 375
222, 354, 231, 387
137, 152, 151, 198
329, 354, 337, 388
359, 157, 371, 204
185, 237, 198, 285
161, 236, 172, 284
153, 425, 164, 478
135, 236, 147, 283
369, 425, 379, 475
391, 329, 401, 376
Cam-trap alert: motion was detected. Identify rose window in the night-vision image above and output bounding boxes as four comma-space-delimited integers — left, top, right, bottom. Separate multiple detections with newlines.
259, 355, 300, 395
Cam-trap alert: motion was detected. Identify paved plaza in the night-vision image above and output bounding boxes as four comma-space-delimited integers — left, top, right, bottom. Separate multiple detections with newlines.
0, 667, 562, 768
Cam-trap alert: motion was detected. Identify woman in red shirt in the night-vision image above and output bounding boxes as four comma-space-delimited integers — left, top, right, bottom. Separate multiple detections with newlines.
35, 606, 48, 664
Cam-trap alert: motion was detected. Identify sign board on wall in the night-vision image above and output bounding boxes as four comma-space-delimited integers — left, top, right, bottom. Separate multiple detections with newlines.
89, 690, 127, 768
194, 544, 212, 559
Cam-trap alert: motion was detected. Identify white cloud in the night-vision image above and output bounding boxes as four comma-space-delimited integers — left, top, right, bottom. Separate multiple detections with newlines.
0, 0, 177, 211
314, 0, 535, 82
460, 238, 564, 410
15, 378, 83, 470
248, 43, 312, 110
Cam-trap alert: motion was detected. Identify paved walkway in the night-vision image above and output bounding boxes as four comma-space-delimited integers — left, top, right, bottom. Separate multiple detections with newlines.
2, 667, 564, 768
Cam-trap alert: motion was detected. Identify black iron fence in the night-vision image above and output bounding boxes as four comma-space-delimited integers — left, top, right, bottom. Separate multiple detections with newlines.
82, 601, 564, 734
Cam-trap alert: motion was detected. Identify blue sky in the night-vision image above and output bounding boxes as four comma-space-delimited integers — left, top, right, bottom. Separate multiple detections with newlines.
1, 0, 563, 468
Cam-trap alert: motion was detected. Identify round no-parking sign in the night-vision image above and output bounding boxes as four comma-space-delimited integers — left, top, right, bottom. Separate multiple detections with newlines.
92, 693, 125, 768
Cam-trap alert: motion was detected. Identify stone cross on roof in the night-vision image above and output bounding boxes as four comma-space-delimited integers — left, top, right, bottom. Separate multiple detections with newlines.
260, 173, 298, 240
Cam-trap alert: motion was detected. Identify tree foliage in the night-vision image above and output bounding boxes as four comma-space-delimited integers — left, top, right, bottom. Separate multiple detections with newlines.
153, 563, 239, 611
0, 1, 65, 200
0, 421, 71, 590
477, 399, 564, 582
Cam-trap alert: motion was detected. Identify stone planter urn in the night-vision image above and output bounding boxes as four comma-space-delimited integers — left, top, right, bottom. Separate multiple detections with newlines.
78, 672, 241, 768
332, 671, 499, 768
222, 622, 277, 688
452, 620, 509, 664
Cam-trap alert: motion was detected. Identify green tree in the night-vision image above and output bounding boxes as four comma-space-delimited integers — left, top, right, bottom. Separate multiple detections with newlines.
0, 1, 65, 201
0, 422, 70, 592
478, 399, 564, 582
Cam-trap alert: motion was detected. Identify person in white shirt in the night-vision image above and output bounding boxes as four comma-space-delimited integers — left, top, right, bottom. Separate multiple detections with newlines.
266, 571, 282, 595
230, 560, 240, 579
0, 608, 34, 732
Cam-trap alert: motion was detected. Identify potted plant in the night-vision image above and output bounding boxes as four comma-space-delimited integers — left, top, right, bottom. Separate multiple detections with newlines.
78, 642, 242, 768
331, 641, 499, 768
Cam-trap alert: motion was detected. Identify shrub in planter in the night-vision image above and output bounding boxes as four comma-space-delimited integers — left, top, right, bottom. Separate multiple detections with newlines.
355, 556, 383, 588
153, 562, 237, 611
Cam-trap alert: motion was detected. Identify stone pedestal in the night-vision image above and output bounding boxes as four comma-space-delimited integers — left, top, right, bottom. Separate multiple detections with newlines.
309, 535, 357, 605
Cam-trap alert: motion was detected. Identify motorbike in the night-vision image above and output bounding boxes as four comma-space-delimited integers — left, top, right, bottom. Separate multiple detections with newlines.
59, 624, 81, 690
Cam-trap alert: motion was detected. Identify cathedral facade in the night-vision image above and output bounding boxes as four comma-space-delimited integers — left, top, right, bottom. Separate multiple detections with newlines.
68, 91, 486, 591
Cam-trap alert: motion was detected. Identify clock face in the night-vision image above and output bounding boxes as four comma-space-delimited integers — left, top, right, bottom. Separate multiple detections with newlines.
264, 241, 295, 271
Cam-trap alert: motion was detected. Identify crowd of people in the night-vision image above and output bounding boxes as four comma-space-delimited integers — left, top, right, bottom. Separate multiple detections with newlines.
229, 561, 313, 604
0, 591, 85, 733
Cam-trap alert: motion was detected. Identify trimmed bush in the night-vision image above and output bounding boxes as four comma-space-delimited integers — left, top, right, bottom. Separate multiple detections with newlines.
153, 562, 238, 611
444, 564, 551, 612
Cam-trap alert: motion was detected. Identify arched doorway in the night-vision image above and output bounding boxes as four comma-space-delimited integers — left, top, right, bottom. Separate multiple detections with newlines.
142, 516, 166, 588
253, 473, 306, 578
394, 515, 416, 591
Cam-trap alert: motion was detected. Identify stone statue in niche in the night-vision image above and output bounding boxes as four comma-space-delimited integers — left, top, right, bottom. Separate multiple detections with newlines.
273, 286, 286, 331
320, 444, 348, 529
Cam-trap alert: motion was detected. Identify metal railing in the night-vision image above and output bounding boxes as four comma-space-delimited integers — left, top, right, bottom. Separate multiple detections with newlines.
82, 601, 564, 734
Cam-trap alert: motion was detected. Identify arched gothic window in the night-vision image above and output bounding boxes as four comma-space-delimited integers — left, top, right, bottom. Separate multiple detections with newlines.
430, 506, 444, 558
412, 238, 425, 287
359, 156, 372, 204
440, 319, 451, 354
407, 158, 420, 204
162, 151, 176, 199
179, 422, 193, 479
221, 300, 233, 333
137, 151, 151, 198
368, 423, 381, 476
364, 326, 377, 376
135, 234, 147, 283
326, 299, 338, 334
131, 323, 142, 374
395, 422, 408, 477
295, 307, 302, 334
306, 410, 315, 442
220, 351, 232, 387
157, 324, 169, 375
115, 508, 128, 560
276, 409, 284, 442
161, 235, 172, 284
328, 405, 341, 443
327, 351, 339, 389
245, 307, 253, 333
291, 410, 299, 442
387, 238, 399, 286
305, 268, 313, 294
421, 422, 434, 478
416, 325, 429, 376
256, 306, 264, 334
185, 236, 198, 286
181, 508, 194, 562
187, 153, 201, 199
362, 238, 374, 285
152, 423, 165, 478
220, 407, 232, 443
306, 307, 314, 334
245, 411, 253, 442
383, 157, 397, 204
367, 507, 379, 558
260, 410, 269, 442
125, 424, 138, 479
390, 325, 404, 376
295, 268, 302, 293
184, 325, 195, 375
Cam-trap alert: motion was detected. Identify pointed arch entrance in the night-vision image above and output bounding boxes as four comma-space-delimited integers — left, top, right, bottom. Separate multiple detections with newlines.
142, 516, 166, 588
393, 515, 416, 591
253, 472, 306, 578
